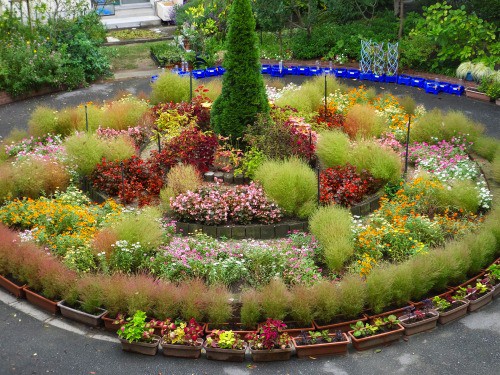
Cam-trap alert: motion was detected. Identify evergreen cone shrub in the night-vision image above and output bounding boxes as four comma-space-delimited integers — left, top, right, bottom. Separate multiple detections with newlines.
210, 0, 269, 140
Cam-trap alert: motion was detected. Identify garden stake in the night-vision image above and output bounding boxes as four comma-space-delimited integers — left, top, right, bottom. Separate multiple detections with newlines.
85, 104, 88, 132
316, 160, 321, 206
324, 74, 327, 116
157, 133, 161, 153
120, 161, 125, 204
189, 70, 193, 102
404, 116, 411, 176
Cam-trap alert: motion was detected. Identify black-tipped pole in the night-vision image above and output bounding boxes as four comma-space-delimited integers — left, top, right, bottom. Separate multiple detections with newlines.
404, 116, 411, 176
324, 74, 327, 116
157, 133, 161, 153
120, 161, 125, 203
316, 160, 321, 207
85, 104, 89, 132
189, 70, 193, 102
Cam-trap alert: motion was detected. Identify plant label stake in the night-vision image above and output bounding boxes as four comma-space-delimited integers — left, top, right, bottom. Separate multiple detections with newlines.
85, 104, 89, 132
324, 75, 328, 119
120, 161, 125, 204
189, 70, 193, 102
404, 116, 411, 176
157, 133, 161, 153
316, 161, 321, 206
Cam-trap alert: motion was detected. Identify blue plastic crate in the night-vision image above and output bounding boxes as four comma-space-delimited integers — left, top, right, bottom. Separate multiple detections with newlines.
448, 84, 464, 96
438, 82, 451, 92
385, 75, 398, 83
359, 72, 373, 80
216, 66, 225, 75
192, 70, 206, 79
347, 69, 360, 79
205, 67, 218, 77
285, 66, 298, 75
150, 75, 159, 83
261, 64, 271, 74
309, 68, 323, 76
372, 74, 386, 82
270, 67, 285, 77
322, 68, 335, 75
297, 66, 311, 76
411, 77, 426, 88
424, 81, 440, 95
397, 74, 412, 85
335, 68, 347, 78
178, 71, 190, 77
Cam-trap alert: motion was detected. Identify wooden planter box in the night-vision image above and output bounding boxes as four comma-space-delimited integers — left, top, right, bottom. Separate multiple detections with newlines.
348, 324, 405, 351
102, 313, 123, 332
24, 288, 60, 315
161, 338, 203, 359
399, 311, 439, 336
314, 316, 368, 333
57, 300, 107, 327
437, 300, 470, 325
291, 333, 349, 358
0, 275, 26, 298
204, 343, 248, 362
120, 336, 160, 356
465, 88, 492, 102
249, 347, 293, 362
467, 290, 494, 312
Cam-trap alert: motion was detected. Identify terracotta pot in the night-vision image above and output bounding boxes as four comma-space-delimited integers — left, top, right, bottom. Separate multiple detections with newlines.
57, 300, 107, 327
314, 316, 368, 333
399, 311, 439, 336
437, 300, 470, 325
0, 274, 26, 298
120, 335, 160, 356
348, 324, 405, 351
24, 287, 60, 315
249, 346, 293, 362
204, 342, 248, 362
102, 312, 124, 332
161, 338, 203, 359
467, 290, 494, 312
291, 333, 349, 358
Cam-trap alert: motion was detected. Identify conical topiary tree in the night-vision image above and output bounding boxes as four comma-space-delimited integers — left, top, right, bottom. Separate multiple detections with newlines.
210, 0, 270, 141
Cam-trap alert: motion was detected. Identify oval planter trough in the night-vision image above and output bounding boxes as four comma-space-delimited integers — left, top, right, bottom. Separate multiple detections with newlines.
492, 283, 500, 298
102, 313, 124, 332
24, 287, 60, 315
249, 346, 293, 362
467, 290, 494, 312
161, 338, 204, 359
291, 333, 349, 358
120, 336, 160, 356
204, 343, 248, 362
0, 274, 26, 298
57, 300, 107, 327
399, 311, 439, 336
437, 300, 470, 325
348, 324, 405, 351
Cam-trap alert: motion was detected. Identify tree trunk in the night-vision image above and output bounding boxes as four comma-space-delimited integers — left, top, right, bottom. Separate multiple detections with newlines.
398, 0, 404, 40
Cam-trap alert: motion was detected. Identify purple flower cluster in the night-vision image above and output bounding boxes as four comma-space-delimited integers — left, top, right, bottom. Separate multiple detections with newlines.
170, 182, 283, 225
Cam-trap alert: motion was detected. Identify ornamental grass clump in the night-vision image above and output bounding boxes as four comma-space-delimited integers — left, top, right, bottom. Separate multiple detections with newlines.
150, 71, 190, 104
310, 281, 340, 324
315, 129, 350, 168
337, 274, 366, 319
435, 180, 481, 213
260, 278, 290, 321
205, 284, 233, 326
150, 281, 180, 321
100, 96, 149, 131
351, 139, 402, 183
344, 104, 384, 140
289, 284, 316, 325
492, 150, 500, 183
160, 164, 203, 212
240, 289, 261, 329
254, 157, 317, 219
472, 136, 499, 161
177, 279, 208, 322
309, 205, 354, 273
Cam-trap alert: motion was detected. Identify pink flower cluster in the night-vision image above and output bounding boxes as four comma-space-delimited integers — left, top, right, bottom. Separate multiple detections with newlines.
96, 126, 151, 150
170, 182, 283, 225
5, 134, 66, 162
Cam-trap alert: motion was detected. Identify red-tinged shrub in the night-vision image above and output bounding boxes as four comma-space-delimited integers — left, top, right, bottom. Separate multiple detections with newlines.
320, 164, 380, 207
316, 108, 345, 130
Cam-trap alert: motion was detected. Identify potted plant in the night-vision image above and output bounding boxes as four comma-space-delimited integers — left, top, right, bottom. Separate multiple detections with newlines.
432, 292, 470, 325
245, 318, 293, 362
456, 61, 475, 81
398, 299, 439, 336
462, 280, 494, 312
204, 330, 248, 362
484, 263, 500, 297
292, 330, 348, 358
116, 310, 160, 356
160, 318, 205, 359
478, 74, 500, 103
347, 315, 404, 351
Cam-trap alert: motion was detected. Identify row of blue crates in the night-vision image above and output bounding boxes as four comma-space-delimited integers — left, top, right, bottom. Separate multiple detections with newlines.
158, 65, 464, 96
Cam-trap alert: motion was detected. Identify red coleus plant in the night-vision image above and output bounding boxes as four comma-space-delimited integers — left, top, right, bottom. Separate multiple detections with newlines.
320, 164, 379, 207
160, 318, 204, 346
245, 318, 292, 350
315, 107, 345, 130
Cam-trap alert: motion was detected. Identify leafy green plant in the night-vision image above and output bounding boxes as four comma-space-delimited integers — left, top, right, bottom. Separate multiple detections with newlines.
205, 330, 246, 350
350, 320, 378, 338
116, 310, 156, 343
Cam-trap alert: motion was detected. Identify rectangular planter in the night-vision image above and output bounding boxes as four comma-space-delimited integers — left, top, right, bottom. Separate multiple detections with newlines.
465, 88, 491, 102
250, 346, 293, 362
467, 290, 494, 312
57, 300, 107, 327
205, 322, 257, 336
348, 324, 405, 351
0, 274, 26, 298
161, 338, 203, 359
257, 321, 314, 335
437, 300, 470, 325
291, 333, 348, 358
120, 336, 159, 356
399, 311, 439, 336
314, 316, 368, 333
24, 288, 60, 315
102, 312, 123, 332
204, 343, 247, 362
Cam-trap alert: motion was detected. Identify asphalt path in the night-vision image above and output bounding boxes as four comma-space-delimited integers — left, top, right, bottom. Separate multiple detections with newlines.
0, 74, 499, 139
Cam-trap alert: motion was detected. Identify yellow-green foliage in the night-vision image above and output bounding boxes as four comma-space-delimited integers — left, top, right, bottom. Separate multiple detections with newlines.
310, 280, 340, 323
344, 104, 384, 139
160, 164, 203, 212
337, 274, 366, 319
412, 109, 484, 144
259, 278, 289, 320
316, 129, 350, 168
351, 140, 402, 182
472, 136, 499, 161
204, 284, 233, 325
28, 106, 59, 137
150, 71, 190, 104
436, 180, 480, 213
102, 136, 135, 162
254, 157, 317, 218
492, 149, 500, 183
109, 207, 164, 250
275, 75, 346, 114
203, 78, 222, 102
289, 284, 316, 324
101, 96, 149, 130
309, 205, 354, 272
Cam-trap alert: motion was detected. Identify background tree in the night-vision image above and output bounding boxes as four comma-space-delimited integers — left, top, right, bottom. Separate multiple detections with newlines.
210, 0, 269, 141
253, 0, 291, 55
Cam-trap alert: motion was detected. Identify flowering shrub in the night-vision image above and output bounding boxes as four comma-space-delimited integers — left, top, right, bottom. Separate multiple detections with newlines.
161, 318, 204, 346
245, 319, 291, 350
170, 182, 282, 225
283, 116, 317, 162
96, 126, 151, 151
320, 164, 379, 207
